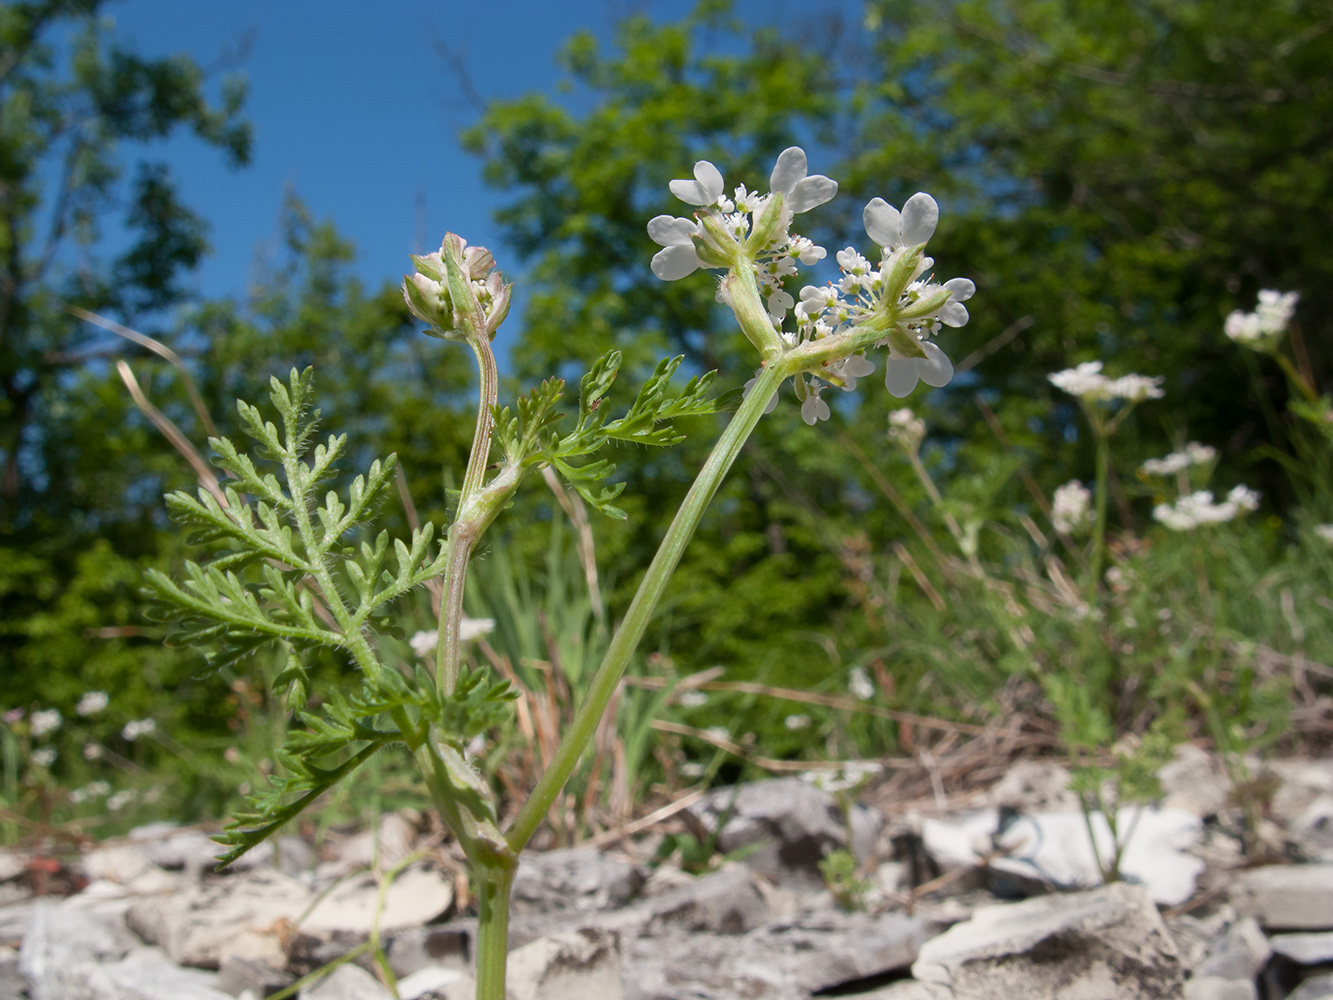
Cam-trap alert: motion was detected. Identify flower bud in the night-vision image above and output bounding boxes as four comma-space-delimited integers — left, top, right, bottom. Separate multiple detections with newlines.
485, 276, 512, 335
463, 245, 495, 281
693, 213, 740, 268
403, 271, 455, 335
746, 191, 788, 255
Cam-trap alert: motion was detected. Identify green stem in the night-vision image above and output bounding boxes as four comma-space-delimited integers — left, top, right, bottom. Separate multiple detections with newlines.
1088, 425, 1111, 597
436, 335, 503, 695
505, 361, 787, 851
474, 862, 517, 1000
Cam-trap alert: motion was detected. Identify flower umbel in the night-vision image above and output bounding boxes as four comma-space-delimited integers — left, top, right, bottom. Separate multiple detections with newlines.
1225, 289, 1299, 352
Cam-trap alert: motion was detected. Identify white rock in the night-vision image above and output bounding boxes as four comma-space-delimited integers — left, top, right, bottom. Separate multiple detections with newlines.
1230, 865, 1333, 930
0, 850, 26, 882
126, 869, 312, 968
1160, 744, 1232, 817
1290, 972, 1333, 1000
19, 897, 137, 998
1269, 760, 1333, 826
1292, 794, 1333, 863
304, 962, 394, 1000
506, 927, 622, 1000
316, 811, 418, 880
80, 946, 235, 1000
511, 847, 644, 914
924, 806, 1204, 906
303, 865, 453, 935
1270, 931, 1333, 965
912, 882, 1183, 1000
1183, 976, 1257, 1000
397, 964, 467, 999
1193, 917, 1270, 981
989, 760, 1079, 813
81, 844, 180, 895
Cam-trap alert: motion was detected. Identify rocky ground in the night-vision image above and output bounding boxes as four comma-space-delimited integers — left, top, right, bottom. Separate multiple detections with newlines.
2, 746, 1333, 999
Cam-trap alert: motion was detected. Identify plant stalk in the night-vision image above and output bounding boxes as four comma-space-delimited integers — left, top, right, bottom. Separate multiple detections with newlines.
505, 361, 787, 851
474, 862, 517, 1000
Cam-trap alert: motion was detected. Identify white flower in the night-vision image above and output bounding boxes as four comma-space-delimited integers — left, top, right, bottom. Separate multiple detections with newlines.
1225, 289, 1299, 349
1052, 481, 1093, 535
30, 747, 56, 768
888, 408, 926, 452
863, 193, 940, 249
408, 618, 495, 659
107, 789, 138, 811
1315, 524, 1333, 543
1049, 362, 1163, 404
848, 665, 875, 701
30, 709, 61, 738
884, 340, 954, 398
1141, 442, 1216, 477
68, 780, 110, 805
83, 743, 102, 761
1153, 486, 1260, 530
704, 726, 731, 744
647, 214, 704, 281
76, 691, 109, 717
800, 380, 831, 425
121, 719, 156, 741
768, 146, 838, 214
677, 690, 708, 709
825, 353, 876, 392
784, 714, 812, 730
680, 761, 707, 779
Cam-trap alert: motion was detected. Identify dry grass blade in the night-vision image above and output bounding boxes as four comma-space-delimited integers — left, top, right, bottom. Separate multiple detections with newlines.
116, 360, 225, 505
892, 541, 947, 611
651, 720, 917, 773
542, 465, 604, 624
70, 305, 219, 439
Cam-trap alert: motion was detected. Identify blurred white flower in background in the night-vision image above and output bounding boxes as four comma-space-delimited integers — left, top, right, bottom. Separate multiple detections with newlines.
848, 666, 875, 701
76, 691, 109, 716
30, 747, 56, 767
784, 714, 812, 730
1140, 443, 1216, 477
121, 719, 156, 741
409, 617, 496, 659
1154, 486, 1260, 531
1051, 481, 1093, 535
1315, 524, 1333, 543
677, 690, 708, 709
30, 709, 61, 737
1225, 290, 1299, 351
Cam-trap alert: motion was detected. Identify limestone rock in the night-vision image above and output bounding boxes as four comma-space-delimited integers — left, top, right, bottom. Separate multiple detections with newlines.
506, 927, 622, 1000
511, 847, 644, 914
77, 947, 234, 1000
1230, 865, 1333, 930
80, 844, 180, 896
1270, 930, 1333, 966
1182, 977, 1257, 1000
912, 882, 1184, 1000
1193, 917, 1270, 982
384, 925, 471, 976
1290, 974, 1333, 1000
633, 864, 771, 935
303, 865, 453, 934
215, 954, 295, 997
304, 962, 394, 1000
989, 760, 1079, 813
1160, 745, 1232, 818
125, 869, 311, 968
19, 897, 137, 998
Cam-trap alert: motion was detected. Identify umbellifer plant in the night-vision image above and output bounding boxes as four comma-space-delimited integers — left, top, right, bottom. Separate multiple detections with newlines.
146, 147, 974, 998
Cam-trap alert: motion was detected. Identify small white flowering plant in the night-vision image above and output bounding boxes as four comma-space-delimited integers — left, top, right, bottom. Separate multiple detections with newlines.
144, 148, 972, 999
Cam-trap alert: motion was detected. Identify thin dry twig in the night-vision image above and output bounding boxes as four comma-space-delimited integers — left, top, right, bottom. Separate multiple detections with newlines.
116, 361, 225, 505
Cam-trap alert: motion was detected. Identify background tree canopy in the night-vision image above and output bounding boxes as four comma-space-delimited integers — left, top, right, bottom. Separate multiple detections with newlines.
1, 0, 1329, 821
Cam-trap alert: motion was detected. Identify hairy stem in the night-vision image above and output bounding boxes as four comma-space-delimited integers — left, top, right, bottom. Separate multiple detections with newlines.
505, 361, 786, 851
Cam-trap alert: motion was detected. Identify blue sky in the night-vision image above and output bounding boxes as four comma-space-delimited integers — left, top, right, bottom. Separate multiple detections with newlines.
104, 0, 836, 320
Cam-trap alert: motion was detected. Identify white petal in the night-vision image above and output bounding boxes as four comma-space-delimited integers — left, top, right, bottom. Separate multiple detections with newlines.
919, 341, 954, 387
846, 355, 876, 377
900, 193, 939, 246
788, 175, 838, 214
647, 215, 698, 247
695, 160, 724, 202
863, 197, 902, 248
938, 301, 970, 327
651, 244, 702, 280
944, 276, 975, 301
884, 358, 921, 398
770, 147, 808, 196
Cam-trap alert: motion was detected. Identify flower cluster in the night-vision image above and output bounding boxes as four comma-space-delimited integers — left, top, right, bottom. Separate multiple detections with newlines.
30, 708, 61, 737
1051, 481, 1093, 535
121, 718, 156, 741
1225, 290, 1299, 351
887, 407, 927, 453
1153, 485, 1259, 531
409, 618, 495, 659
1316, 524, 1333, 543
76, 690, 109, 717
1140, 443, 1216, 477
1048, 362, 1164, 404
69, 780, 111, 804
403, 234, 511, 340
649, 147, 975, 425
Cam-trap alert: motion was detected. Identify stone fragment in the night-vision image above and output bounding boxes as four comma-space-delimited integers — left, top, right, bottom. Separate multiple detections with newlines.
0, 850, 25, 883
753, 910, 928, 994
125, 869, 311, 968
19, 897, 137, 998
856, 983, 954, 1000
912, 882, 1184, 999
682, 777, 869, 886
315, 811, 417, 880
1290, 974, 1333, 1000
81, 947, 235, 1000
1230, 865, 1333, 930
511, 847, 644, 914
0, 944, 22, 999
1183, 977, 1257, 1000
216, 954, 295, 997
634, 864, 770, 935
80, 843, 180, 895
1268, 759, 1333, 827
396, 965, 468, 1000
304, 962, 394, 1000
0, 901, 34, 946
384, 925, 471, 976
1193, 917, 1270, 981
303, 865, 453, 934
1160, 745, 1233, 818
505, 927, 622, 1000
989, 760, 1079, 813
922, 806, 1203, 906
1292, 795, 1333, 863
1270, 931, 1333, 965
